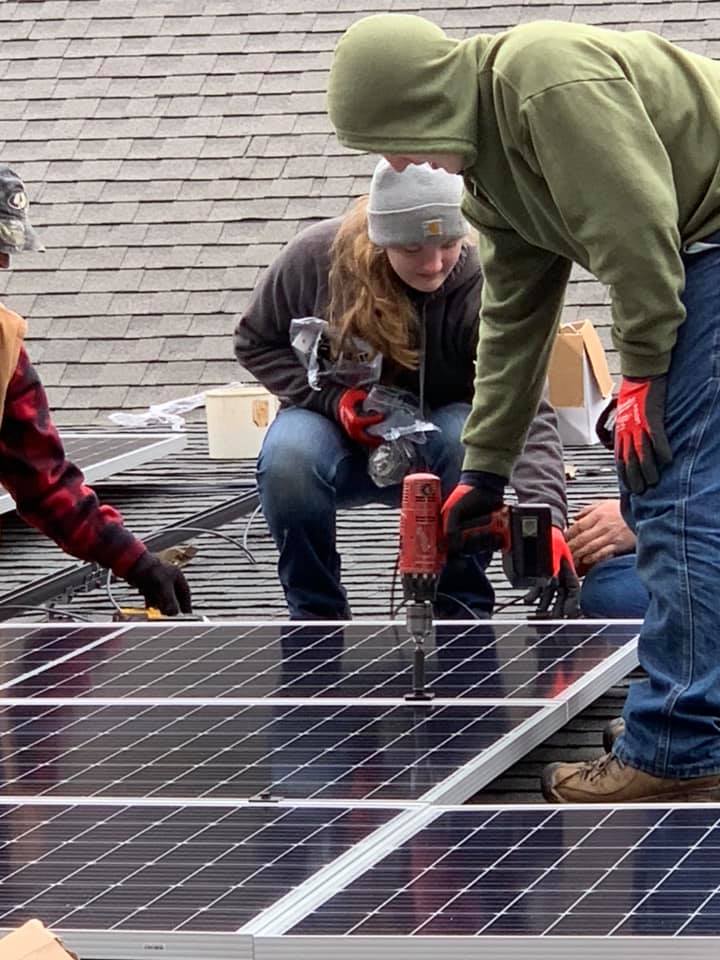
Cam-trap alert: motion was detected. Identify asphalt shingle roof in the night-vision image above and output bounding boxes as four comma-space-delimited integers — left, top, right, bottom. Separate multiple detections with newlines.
0, 0, 715, 424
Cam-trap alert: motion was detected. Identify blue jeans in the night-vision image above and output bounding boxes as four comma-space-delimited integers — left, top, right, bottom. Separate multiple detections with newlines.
580, 553, 648, 620
614, 235, 720, 778
257, 403, 494, 620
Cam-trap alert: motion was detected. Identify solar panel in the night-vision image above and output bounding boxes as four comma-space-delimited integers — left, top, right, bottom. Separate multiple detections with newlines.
0, 798, 393, 943
0, 432, 186, 515
0, 624, 128, 691
0, 701, 542, 802
2, 620, 638, 702
280, 806, 720, 941
0, 619, 645, 957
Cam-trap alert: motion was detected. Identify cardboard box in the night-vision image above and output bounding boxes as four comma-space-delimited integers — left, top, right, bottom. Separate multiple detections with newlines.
0, 919, 78, 960
547, 319, 614, 445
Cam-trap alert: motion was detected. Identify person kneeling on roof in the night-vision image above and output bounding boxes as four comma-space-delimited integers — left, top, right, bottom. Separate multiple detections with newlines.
568, 498, 648, 620
0, 166, 191, 617
234, 159, 575, 620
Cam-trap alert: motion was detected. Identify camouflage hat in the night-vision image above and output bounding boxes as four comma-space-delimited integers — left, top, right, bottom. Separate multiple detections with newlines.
0, 166, 44, 254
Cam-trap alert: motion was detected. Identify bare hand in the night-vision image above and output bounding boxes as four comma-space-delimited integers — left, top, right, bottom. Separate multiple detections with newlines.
566, 500, 636, 573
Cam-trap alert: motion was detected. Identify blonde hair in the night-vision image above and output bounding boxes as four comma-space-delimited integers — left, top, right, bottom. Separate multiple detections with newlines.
327, 196, 419, 370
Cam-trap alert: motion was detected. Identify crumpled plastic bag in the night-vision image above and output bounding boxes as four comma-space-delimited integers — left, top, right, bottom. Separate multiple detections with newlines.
363, 385, 439, 487
290, 317, 382, 390
108, 389, 209, 431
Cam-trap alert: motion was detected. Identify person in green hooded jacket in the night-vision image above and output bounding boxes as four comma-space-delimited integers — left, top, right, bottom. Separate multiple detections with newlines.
327, 16, 720, 805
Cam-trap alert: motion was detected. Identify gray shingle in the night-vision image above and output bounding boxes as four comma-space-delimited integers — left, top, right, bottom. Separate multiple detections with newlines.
142, 360, 206, 384
117, 158, 196, 180
94, 97, 156, 119
83, 268, 144, 292
116, 36, 174, 57
243, 32, 307, 53
160, 16, 218, 37
156, 95, 205, 118
163, 335, 230, 360
157, 74, 206, 96
144, 222, 223, 246
99, 179, 182, 202
122, 245, 199, 268
83, 17, 163, 38
54, 76, 112, 98
79, 116, 160, 138
44, 385, 71, 408
33, 292, 113, 317
6, 270, 86, 295
0, 22, 33, 42
187, 314, 238, 336
170, 33, 248, 55
69, 385, 130, 408
125, 314, 192, 338
61, 247, 127, 270
56, 56, 102, 79
185, 291, 229, 313
198, 137, 251, 158
200, 73, 263, 95
82, 223, 148, 246
37, 179, 104, 204
202, 359, 240, 381
26, 338, 81, 362
109, 290, 190, 315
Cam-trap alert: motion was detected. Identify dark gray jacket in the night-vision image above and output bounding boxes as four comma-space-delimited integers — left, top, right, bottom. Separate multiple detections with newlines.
234, 218, 567, 526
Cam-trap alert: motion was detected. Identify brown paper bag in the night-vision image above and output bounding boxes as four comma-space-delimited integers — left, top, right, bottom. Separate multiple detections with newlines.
547, 319, 614, 445
0, 919, 79, 960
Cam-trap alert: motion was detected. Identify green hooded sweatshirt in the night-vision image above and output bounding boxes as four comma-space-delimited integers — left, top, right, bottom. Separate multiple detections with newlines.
327, 15, 720, 477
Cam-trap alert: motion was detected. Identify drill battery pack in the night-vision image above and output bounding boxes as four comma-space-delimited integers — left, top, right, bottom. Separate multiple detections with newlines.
504, 504, 553, 588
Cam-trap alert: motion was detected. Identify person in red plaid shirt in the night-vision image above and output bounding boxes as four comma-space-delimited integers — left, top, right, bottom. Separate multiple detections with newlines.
0, 166, 191, 616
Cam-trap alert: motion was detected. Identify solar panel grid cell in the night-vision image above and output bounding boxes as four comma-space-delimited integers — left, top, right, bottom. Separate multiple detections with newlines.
0, 801, 392, 934
0, 433, 186, 516
0, 701, 542, 801
1, 621, 639, 702
290, 807, 720, 937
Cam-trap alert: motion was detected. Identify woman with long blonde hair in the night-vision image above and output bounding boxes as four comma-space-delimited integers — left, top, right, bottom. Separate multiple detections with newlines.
234, 159, 568, 619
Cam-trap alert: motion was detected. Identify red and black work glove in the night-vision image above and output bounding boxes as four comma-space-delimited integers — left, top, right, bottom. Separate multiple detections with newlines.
126, 552, 192, 616
595, 396, 616, 451
441, 470, 507, 557
614, 375, 672, 495
524, 526, 580, 619
337, 387, 384, 448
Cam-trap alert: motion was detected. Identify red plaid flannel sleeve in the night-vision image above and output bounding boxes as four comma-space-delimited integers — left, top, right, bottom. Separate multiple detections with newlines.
0, 347, 147, 576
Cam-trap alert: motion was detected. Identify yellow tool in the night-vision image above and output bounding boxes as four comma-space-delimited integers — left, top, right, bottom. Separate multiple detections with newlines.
113, 606, 165, 622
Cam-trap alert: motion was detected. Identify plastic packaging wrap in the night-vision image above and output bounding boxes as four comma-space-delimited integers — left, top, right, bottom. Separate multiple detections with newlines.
290, 324, 437, 488
108, 390, 208, 431
290, 317, 382, 390
364, 385, 438, 487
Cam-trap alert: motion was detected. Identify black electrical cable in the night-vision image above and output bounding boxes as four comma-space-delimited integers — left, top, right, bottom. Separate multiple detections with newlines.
105, 523, 259, 614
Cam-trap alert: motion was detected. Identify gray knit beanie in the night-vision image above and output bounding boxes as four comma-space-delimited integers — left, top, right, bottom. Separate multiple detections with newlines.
367, 159, 468, 247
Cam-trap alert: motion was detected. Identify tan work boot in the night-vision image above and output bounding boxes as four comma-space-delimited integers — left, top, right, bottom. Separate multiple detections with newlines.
602, 716, 625, 753
542, 753, 720, 803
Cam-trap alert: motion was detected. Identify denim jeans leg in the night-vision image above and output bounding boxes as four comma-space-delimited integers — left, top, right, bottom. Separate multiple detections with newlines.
579, 554, 648, 619
257, 408, 370, 619
423, 402, 495, 617
614, 240, 720, 777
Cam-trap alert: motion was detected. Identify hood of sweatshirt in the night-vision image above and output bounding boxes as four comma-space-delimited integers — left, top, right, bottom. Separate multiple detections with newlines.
327, 14, 483, 163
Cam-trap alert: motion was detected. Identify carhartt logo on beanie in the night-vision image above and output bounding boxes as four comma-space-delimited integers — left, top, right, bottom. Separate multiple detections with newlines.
367, 159, 468, 247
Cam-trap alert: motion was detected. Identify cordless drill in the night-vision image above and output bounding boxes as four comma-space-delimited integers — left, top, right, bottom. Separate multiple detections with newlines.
398, 472, 553, 700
